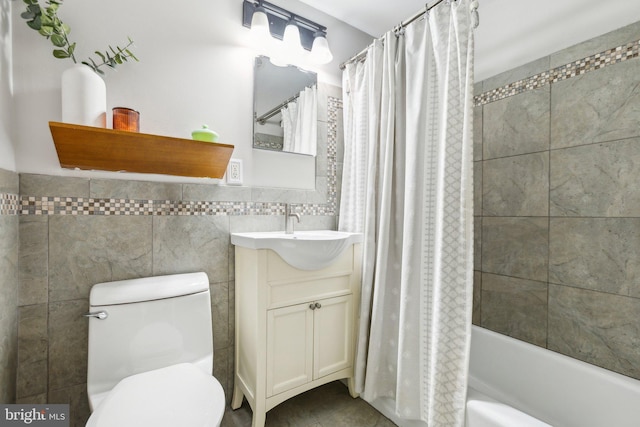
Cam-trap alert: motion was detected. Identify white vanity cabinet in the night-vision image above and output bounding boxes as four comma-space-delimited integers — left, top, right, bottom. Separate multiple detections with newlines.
231, 243, 361, 427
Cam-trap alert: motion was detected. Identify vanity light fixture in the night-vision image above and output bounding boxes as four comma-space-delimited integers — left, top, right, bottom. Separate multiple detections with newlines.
242, 0, 333, 65
249, 3, 270, 47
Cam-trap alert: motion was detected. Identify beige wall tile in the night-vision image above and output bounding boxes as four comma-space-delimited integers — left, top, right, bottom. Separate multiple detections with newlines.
483, 87, 550, 160
481, 273, 548, 347
548, 284, 640, 380
551, 60, 640, 149
49, 216, 153, 302
550, 218, 640, 298
0, 214, 18, 403
0, 168, 19, 194
20, 174, 89, 198
90, 178, 182, 200
481, 217, 549, 282
19, 216, 48, 306
483, 152, 549, 217
17, 304, 48, 398
48, 299, 88, 391
550, 138, 640, 217
152, 216, 229, 283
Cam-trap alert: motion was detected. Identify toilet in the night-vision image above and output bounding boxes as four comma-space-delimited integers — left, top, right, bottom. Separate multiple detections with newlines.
84, 272, 225, 427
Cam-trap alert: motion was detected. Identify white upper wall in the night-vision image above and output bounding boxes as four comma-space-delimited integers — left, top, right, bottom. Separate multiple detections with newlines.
12, 0, 637, 183
0, 0, 16, 172
10, 0, 372, 184
302, 0, 640, 82
474, 0, 640, 81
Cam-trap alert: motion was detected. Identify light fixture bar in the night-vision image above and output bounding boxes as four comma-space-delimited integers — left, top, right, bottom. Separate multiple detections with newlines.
242, 0, 327, 51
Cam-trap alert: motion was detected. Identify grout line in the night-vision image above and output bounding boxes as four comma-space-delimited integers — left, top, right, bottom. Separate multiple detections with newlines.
45, 214, 51, 401
546, 81, 552, 350
548, 134, 640, 153
483, 148, 550, 162
545, 279, 640, 301
478, 271, 548, 285
469, 135, 640, 165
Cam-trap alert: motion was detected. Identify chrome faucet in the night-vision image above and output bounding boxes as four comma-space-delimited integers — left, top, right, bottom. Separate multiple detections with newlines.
285, 204, 301, 234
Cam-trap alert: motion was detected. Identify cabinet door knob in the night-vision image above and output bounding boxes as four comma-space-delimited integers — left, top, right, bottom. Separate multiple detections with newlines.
309, 303, 316, 310
315, 302, 322, 309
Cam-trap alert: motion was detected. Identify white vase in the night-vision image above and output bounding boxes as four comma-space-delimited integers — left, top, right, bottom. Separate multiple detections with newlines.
61, 64, 106, 127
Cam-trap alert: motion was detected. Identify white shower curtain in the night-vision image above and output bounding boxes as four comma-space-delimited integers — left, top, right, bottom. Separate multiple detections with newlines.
294, 86, 317, 156
282, 86, 317, 155
281, 101, 298, 152
339, 1, 474, 425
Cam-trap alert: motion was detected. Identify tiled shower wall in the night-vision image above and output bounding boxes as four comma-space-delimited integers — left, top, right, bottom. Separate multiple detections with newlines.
0, 168, 19, 403
473, 20, 640, 380
13, 86, 342, 426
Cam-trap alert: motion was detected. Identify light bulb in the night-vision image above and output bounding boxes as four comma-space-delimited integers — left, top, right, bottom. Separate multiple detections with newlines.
250, 7, 271, 51
310, 33, 333, 65
282, 21, 304, 59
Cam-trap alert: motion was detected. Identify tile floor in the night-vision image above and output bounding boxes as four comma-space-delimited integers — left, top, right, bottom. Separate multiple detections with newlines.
221, 381, 398, 427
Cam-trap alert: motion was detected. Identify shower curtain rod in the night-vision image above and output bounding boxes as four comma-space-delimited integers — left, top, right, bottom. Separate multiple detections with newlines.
255, 83, 315, 124
255, 93, 301, 124
339, 0, 447, 70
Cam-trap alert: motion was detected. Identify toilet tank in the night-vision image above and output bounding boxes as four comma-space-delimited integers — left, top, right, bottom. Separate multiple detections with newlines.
86, 272, 213, 410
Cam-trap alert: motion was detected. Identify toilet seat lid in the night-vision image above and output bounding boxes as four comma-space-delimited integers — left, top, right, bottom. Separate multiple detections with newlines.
86, 363, 225, 427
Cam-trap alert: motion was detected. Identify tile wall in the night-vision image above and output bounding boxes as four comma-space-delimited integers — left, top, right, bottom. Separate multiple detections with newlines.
473, 21, 640, 380
0, 168, 19, 403
13, 85, 342, 427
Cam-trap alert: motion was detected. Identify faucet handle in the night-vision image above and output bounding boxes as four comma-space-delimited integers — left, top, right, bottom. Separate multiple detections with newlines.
285, 204, 301, 234
286, 204, 301, 219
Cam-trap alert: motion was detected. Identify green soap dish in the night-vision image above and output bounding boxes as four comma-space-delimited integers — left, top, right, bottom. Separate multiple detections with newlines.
192, 125, 219, 142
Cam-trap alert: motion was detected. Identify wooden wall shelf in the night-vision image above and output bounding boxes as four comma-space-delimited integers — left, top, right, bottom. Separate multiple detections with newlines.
49, 121, 234, 179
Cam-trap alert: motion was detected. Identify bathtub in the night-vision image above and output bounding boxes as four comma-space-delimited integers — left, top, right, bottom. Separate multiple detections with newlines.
467, 325, 640, 427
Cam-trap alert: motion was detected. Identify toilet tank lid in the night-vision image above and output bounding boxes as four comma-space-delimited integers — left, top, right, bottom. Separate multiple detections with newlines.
90, 272, 209, 306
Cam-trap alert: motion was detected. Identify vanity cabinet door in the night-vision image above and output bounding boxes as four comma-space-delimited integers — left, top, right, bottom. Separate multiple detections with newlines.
266, 302, 314, 397
313, 295, 353, 379
265, 295, 353, 397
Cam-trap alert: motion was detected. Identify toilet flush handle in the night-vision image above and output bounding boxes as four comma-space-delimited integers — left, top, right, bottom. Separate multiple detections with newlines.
83, 311, 108, 320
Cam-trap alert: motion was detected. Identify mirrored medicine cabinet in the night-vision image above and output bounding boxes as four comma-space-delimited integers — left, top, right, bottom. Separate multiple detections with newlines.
253, 56, 318, 156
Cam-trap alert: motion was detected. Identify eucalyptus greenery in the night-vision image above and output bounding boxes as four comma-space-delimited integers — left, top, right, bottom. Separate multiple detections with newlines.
19, 0, 138, 75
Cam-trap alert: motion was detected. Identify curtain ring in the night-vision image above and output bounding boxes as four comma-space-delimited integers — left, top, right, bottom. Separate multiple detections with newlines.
394, 23, 405, 37
470, 0, 480, 28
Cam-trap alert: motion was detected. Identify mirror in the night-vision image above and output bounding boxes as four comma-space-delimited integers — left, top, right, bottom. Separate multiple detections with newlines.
253, 56, 318, 156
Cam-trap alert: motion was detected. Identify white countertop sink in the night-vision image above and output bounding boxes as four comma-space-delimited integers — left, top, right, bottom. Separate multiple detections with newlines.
231, 230, 362, 270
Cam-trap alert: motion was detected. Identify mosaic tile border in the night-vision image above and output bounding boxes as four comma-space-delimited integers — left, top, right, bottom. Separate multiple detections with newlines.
14, 97, 342, 217
474, 39, 640, 106
254, 133, 284, 151
17, 197, 340, 217
0, 193, 20, 215
18, 196, 287, 216
327, 97, 342, 214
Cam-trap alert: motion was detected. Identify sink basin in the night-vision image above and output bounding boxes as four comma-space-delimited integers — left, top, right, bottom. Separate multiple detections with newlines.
231, 230, 362, 270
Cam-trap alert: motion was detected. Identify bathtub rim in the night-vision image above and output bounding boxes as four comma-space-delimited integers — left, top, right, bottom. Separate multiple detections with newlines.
469, 325, 640, 427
